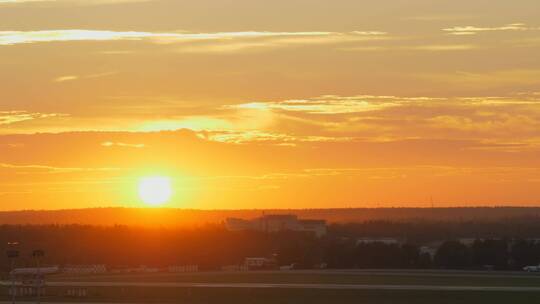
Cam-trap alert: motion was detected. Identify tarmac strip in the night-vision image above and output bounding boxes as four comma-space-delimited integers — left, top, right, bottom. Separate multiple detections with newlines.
32, 281, 540, 292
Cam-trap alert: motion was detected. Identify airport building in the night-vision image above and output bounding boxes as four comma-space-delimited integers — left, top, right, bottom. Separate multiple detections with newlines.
244, 257, 277, 270
167, 265, 199, 273
356, 238, 401, 245
63, 264, 107, 274
226, 214, 327, 237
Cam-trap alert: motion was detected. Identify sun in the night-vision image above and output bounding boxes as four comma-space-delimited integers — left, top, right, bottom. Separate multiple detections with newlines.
138, 176, 173, 206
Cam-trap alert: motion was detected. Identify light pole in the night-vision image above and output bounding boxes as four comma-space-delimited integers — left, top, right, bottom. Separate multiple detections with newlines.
32, 250, 45, 304
6, 244, 19, 304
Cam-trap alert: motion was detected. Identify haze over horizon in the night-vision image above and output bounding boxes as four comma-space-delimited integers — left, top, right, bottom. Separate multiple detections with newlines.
1, 0, 540, 210
3, 207, 540, 227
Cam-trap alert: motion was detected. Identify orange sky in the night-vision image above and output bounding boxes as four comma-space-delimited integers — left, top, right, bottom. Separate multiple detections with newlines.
1, 0, 540, 210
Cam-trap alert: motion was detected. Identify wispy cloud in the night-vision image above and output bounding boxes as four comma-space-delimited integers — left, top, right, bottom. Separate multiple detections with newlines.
405, 14, 474, 22
443, 23, 538, 35
54, 75, 79, 82
341, 44, 478, 52
54, 71, 117, 83
350, 31, 388, 36
0, 29, 394, 54
408, 44, 477, 51
101, 141, 145, 148
0, 30, 336, 46
0, 162, 123, 174
0, 0, 56, 2
4, 94, 539, 152
180, 166, 540, 183
216, 93, 540, 149
226, 95, 401, 115
0, 111, 67, 125
2, 143, 25, 148
0, 0, 45, 2
196, 130, 354, 145
0, 0, 152, 5
175, 31, 391, 53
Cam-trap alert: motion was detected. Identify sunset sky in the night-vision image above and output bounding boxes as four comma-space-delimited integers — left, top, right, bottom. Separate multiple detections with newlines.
1, 0, 539, 210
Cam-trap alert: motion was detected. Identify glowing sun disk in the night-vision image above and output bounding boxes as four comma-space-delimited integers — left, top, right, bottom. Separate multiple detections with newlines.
138, 176, 172, 206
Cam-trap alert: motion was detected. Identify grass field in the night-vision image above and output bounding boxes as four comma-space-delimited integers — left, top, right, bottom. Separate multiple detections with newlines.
3, 270, 540, 303
4, 288, 540, 304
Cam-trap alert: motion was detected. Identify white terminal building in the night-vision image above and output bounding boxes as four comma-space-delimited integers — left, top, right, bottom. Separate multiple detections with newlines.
226, 214, 327, 238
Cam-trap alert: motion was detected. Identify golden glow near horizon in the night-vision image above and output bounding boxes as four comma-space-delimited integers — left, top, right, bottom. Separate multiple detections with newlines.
0, 0, 539, 210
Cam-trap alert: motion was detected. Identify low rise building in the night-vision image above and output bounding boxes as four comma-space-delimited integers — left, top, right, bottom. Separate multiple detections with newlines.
63, 264, 107, 274
9, 266, 59, 298
221, 264, 249, 272
356, 238, 401, 245
112, 265, 159, 274
244, 257, 277, 270
167, 265, 198, 273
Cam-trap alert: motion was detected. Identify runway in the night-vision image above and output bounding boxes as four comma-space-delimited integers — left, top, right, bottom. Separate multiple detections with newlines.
20, 281, 540, 292
3, 269, 540, 293
48, 269, 540, 282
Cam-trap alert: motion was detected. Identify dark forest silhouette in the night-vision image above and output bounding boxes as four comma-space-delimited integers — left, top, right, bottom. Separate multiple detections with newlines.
3, 218, 540, 272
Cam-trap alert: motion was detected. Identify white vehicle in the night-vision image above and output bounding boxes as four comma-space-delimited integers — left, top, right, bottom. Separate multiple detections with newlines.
523, 265, 540, 272
279, 264, 295, 271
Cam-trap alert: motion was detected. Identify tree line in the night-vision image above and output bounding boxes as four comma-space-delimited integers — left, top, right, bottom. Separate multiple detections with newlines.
1, 221, 540, 272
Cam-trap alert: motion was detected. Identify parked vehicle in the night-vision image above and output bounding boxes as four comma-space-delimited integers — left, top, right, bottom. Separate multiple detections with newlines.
523, 265, 540, 272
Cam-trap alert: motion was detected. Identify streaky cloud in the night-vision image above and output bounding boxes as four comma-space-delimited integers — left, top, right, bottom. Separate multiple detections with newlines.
0, 0, 152, 5
443, 23, 538, 35
0, 30, 335, 46
0, 111, 67, 125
